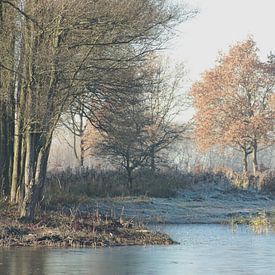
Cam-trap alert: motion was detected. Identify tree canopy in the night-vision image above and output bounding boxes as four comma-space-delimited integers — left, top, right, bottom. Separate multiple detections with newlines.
191, 38, 275, 173
0, 0, 195, 220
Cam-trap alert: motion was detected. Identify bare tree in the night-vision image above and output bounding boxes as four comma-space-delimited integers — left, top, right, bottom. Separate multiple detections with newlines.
84, 58, 189, 187
0, 0, 195, 221
142, 58, 188, 171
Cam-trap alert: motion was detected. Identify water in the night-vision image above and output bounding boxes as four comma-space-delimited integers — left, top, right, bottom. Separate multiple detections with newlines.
1, 224, 275, 275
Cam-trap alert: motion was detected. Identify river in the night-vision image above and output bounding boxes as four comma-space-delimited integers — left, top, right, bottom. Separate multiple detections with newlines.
1, 224, 275, 275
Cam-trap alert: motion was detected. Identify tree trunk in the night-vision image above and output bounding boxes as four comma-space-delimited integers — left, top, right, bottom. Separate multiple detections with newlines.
0, 104, 8, 196
10, 122, 22, 203
0, 101, 14, 197
80, 132, 84, 168
11, 26, 26, 202
16, 134, 27, 204
37, 144, 50, 203
20, 132, 51, 221
127, 167, 133, 191
79, 110, 85, 167
0, 0, 17, 198
243, 149, 248, 173
125, 154, 133, 191
11, 86, 25, 203
252, 142, 258, 176
150, 146, 156, 173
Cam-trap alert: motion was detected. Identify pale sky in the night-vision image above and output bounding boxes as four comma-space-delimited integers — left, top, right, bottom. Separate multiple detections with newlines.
167, 0, 275, 83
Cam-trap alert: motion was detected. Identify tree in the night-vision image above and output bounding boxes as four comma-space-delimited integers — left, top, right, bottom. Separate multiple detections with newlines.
84, 68, 150, 189
0, 0, 194, 221
84, 58, 187, 186
59, 99, 88, 168
191, 38, 275, 174
0, 0, 17, 197
142, 58, 187, 171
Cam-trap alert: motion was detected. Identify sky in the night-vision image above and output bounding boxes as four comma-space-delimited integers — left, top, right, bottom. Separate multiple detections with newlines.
167, 0, 275, 84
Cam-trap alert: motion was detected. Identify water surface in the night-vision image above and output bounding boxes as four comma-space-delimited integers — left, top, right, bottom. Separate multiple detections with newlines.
1, 224, 275, 275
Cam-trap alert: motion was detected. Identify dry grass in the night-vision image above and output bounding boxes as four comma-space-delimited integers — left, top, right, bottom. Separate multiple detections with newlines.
43, 167, 275, 208
44, 168, 189, 205
0, 200, 174, 248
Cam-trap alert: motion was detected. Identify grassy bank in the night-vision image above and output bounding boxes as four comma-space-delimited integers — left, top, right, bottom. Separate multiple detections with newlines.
0, 201, 174, 248
1, 168, 275, 248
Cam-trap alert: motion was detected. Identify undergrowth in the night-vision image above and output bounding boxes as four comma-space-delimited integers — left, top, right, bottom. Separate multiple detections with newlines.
43, 167, 275, 207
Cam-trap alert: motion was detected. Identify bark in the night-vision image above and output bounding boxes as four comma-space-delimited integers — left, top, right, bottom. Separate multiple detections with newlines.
252, 141, 258, 176
79, 111, 85, 167
11, 84, 25, 203
10, 119, 22, 202
0, 3, 16, 197
0, 1, 3, 25
0, 100, 14, 196
242, 149, 248, 173
127, 167, 133, 191
150, 146, 156, 173
80, 139, 84, 167
17, 134, 26, 204
20, 132, 51, 221
125, 153, 133, 191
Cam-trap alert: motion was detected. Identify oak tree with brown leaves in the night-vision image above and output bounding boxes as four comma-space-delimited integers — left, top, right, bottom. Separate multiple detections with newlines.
191, 38, 275, 174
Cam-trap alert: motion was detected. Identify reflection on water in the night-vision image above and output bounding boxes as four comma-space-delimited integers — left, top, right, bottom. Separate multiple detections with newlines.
1, 224, 275, 275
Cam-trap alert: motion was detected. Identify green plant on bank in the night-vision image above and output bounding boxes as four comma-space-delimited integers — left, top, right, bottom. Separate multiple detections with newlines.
230, 212, 270, 234
249, 212, 270, 234
229, 216, 248, 232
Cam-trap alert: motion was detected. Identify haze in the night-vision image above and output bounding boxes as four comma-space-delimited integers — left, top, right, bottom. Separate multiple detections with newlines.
168, 0, 275, 82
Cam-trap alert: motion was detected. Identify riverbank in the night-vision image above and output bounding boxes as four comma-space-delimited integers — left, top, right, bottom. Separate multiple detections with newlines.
1, 181, 275, 247
55, 181, 275, 225
44, 168, 275, 225
86, 194, 275, 225
0, 203, 174, 248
